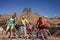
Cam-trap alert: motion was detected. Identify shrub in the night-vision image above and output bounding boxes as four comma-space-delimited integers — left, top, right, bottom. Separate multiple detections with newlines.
49, 27, 58, 34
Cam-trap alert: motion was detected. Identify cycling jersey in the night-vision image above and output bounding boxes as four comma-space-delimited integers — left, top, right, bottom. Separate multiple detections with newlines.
36, 19, 45, 32
37, 19, 44, 26
8, 18, 14, 26
21, 18, 28, 26
6, 16, 15, 30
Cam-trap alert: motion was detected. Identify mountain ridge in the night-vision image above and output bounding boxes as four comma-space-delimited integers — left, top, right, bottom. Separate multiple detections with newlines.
0, 8, 60, 25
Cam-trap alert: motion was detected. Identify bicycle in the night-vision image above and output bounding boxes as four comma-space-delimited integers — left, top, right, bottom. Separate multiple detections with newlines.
9, 24, 21, 40
1, 24, 21, 40
36, 26, 51, 40
42, 29, 51, 40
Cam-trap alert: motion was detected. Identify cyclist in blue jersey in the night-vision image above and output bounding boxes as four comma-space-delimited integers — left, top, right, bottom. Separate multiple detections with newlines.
5, 13, 16, 38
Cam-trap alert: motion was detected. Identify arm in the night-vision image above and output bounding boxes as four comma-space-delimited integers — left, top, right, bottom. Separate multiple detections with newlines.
36, 20, 40, 26
20, 19, 23, 24
36, 20, 39, 28
6, 21, 8, 25
6, 19, 9, 25
26, 19, 30, 25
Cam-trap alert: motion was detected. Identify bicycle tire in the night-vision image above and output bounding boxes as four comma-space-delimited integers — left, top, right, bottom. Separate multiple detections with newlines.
14, 27, 20, 40
43, 29, 51, 40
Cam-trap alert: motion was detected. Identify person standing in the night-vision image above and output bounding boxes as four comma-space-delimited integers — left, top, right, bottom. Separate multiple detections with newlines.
5, 13, 16, 38
20, 16, 29, 37
36, 16, 45, 37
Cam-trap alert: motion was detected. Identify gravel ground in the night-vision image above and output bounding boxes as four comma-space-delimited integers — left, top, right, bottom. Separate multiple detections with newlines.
0, 32, 60, 40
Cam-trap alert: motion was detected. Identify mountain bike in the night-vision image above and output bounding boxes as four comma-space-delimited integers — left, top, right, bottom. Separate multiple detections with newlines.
32, 25, 51, 40
2, 24, 21, 40
9, 24, 21, 40
37, 27, 51, 40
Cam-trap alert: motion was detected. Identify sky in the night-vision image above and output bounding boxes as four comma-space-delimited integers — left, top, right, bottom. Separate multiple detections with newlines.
0, 0, 60, 17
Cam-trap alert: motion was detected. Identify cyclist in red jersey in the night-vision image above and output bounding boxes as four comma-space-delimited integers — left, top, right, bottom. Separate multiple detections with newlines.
36, 16, 45, 38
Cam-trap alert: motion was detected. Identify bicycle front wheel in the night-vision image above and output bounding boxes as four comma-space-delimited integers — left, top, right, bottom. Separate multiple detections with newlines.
44, 30, 51, 40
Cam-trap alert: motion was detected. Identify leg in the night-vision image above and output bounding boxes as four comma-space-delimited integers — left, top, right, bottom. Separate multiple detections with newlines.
36, 32, 38, 38
11, 24, 14, 37
21, 26, 24, 34
24, 26, 27, 37
5, 25, 10, 40
5, 25, 10, 36
20, 26, 24, 38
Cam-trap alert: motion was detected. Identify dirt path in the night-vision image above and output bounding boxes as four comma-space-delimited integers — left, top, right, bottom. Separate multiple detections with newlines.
0, 32, 60, 40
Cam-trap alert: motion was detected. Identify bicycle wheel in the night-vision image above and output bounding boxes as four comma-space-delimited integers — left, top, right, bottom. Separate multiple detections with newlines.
14, 27, 20, 40
31, 30, 37, 40
43, 29, 51, 40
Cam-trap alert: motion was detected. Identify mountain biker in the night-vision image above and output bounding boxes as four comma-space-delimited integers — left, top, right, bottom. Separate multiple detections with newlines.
20, 16, 29, 37
36, 16, 45, 37
36, 16, 45, 29
5, 13, 16, 38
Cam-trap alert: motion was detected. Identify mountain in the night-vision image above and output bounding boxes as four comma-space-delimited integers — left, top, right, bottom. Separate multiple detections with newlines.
0, 8, 60, 26
16, 8, 60, 25
54, 16, 60, 19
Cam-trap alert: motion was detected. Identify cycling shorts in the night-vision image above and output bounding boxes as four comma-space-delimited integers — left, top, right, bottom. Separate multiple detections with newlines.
6, 24, 14, 30
37, 25, 44, 33
38, 25, 44, 29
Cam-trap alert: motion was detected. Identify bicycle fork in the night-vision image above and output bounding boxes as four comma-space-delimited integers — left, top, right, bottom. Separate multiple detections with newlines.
41, 32, 45, 40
